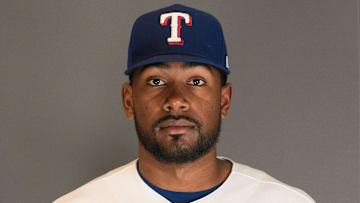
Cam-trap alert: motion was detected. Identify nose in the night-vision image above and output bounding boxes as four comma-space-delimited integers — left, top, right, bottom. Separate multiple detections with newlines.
162, 86, 190, 113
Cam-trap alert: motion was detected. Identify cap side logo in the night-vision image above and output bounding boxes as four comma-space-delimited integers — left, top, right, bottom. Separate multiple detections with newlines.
160, 12, 192, 45
226, 56, 229, 69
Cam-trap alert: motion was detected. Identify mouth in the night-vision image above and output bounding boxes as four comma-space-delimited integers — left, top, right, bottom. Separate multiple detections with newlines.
156, 119, 196, 135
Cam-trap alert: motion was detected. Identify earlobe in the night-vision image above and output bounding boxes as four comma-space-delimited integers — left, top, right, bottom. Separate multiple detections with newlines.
122, 83, 134, 120
220, 83, 232, 119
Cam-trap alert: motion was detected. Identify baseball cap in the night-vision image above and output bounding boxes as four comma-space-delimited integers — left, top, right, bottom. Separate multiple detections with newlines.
125, 4, 230, 77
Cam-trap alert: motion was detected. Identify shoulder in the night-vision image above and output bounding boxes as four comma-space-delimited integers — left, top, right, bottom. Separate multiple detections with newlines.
53, 160, 138, 203
218, 157, 316, 203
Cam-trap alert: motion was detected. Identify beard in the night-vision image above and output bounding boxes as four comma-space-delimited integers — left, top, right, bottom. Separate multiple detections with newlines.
134, 113, 221, 164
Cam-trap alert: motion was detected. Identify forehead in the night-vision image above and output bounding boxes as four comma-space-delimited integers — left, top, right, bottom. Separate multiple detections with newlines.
133, 62, 216, 76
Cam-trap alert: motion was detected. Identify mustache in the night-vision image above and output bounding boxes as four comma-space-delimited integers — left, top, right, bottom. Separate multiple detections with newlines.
152, 114, 202, 130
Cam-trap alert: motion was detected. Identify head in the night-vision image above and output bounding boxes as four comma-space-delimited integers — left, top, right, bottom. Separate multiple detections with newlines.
122, 4, 232, 164
122, 62, 232, 163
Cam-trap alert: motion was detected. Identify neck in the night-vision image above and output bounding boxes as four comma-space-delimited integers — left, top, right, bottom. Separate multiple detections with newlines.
138, 143, 232, 192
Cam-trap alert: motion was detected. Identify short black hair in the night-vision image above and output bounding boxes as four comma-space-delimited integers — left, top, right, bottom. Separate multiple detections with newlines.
128, 63, 227, 86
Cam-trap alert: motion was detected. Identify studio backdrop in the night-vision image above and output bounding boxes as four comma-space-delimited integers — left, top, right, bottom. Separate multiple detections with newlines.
1, 0, 358, 203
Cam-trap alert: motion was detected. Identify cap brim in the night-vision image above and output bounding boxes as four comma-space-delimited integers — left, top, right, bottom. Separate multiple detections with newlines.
125, 54, 230, 75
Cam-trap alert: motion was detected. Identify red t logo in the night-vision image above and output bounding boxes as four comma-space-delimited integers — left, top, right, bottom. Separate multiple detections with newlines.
160, 12, 192, 45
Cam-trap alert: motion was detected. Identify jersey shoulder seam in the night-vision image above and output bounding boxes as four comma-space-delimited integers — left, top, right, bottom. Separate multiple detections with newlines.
231, 170, 314, 203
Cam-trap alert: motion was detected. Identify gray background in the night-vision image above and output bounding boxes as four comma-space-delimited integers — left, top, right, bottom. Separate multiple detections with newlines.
1, 0, 358, 202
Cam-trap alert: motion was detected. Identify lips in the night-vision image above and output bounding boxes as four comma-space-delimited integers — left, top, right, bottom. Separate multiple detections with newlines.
155, 119, 195, 136
158, 119, 195, 129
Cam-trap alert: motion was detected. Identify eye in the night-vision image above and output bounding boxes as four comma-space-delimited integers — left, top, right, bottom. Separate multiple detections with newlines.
147, 78, 165, 86
188, 78, 206, 86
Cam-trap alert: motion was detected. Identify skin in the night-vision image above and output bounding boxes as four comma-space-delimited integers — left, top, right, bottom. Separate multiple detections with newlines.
122, 61, 233, 192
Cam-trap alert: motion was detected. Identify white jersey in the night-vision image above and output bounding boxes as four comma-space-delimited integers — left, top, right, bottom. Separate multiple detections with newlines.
54, 157, 315, 203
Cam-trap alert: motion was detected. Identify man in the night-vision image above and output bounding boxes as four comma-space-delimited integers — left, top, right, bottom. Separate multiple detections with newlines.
54, 4, 315, 203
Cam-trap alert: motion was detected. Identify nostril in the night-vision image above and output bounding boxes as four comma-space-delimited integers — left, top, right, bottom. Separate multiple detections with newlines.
163, 97, 189, 112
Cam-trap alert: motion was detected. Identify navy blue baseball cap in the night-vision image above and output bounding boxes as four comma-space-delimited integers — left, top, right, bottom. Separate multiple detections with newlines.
125, 4, 230, 77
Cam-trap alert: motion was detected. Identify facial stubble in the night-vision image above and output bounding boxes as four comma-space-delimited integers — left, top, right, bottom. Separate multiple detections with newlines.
134, 113, 221, 164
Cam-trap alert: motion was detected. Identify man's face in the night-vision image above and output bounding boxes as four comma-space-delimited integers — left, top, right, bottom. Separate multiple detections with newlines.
122, 62, 232, 163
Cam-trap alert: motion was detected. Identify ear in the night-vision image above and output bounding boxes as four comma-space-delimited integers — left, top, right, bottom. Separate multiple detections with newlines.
220, 83, 232, 119
122, 83, 134, 120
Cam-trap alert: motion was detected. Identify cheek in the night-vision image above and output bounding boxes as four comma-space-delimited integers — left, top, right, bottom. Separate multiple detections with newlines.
193, 94, 221, 127
202, 100, 221, 116
133, 91, 163, 125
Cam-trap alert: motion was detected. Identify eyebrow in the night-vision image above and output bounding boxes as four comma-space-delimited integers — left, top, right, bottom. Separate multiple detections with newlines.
138, 62, 213, 74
